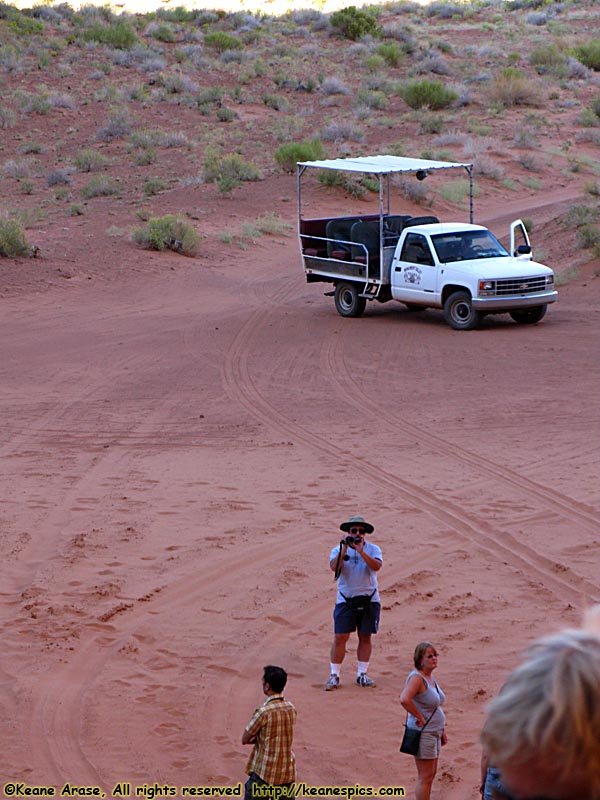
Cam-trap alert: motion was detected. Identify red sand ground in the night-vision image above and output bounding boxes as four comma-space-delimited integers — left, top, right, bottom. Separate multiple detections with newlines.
1, 175, 599, 799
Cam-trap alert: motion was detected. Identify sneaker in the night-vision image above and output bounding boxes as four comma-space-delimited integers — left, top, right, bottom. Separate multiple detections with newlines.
356, 673, 376, 688
324, 674, 340, 691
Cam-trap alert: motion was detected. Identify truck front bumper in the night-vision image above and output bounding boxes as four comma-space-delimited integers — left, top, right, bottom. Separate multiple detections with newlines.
472, 289, 557, 311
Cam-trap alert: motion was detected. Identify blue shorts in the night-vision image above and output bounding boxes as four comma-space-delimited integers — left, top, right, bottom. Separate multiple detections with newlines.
334, 601, 381, 634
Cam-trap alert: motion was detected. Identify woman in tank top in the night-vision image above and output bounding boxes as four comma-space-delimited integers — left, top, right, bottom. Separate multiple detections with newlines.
400, 642, 447, 800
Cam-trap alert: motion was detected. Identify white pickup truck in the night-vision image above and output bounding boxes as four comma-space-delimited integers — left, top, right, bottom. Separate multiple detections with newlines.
297, 156, 557, 330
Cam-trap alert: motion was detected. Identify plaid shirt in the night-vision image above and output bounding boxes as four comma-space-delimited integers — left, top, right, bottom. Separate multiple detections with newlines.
244, 695, 296, 785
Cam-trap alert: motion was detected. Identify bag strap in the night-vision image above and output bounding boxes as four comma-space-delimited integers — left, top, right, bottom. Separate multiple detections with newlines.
340, 590, 376, 602
404, 706, 436, 732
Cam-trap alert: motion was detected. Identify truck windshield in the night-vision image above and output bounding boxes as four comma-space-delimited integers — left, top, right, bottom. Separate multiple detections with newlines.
431, 231, 509, 262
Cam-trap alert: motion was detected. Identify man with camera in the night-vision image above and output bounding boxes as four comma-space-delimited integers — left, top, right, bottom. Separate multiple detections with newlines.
325, 514, 382, 691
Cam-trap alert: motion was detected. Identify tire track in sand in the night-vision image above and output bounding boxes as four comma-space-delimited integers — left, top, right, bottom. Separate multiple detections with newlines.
221, 279, 600, 608
323, 333, 599, 533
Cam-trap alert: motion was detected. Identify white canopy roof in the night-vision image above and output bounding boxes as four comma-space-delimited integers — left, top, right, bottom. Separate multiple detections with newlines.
297, 155, 472, 174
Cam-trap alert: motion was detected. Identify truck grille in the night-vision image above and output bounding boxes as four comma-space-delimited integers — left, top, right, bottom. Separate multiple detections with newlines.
494, 276, 549, 295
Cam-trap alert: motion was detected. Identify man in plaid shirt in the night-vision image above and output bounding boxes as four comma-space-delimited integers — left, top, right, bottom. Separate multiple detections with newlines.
242, 665, 297, 800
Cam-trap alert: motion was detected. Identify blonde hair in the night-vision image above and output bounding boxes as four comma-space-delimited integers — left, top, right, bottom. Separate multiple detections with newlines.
481, 606, 600, 798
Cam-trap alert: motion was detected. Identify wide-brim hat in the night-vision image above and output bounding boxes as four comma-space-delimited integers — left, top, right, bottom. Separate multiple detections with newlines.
339, 514, 374, 534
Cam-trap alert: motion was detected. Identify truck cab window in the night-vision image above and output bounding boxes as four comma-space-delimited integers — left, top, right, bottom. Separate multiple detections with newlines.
401, 234, 434, 266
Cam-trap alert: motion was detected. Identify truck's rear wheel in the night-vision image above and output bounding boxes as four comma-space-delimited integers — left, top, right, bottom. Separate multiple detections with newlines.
509, 305, 547, 324
443, 291, 481, 330
334, 283, 366, 318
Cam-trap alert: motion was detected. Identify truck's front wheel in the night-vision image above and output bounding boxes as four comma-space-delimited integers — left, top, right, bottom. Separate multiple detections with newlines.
443, 291, 481, 330
334, 283, 366, 318
509, 305, 547, 324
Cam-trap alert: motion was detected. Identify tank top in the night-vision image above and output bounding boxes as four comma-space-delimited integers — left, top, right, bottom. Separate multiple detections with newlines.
405, 669, 446, 733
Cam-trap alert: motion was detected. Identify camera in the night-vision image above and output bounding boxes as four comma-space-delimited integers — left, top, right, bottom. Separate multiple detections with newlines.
345, 535, 362, 545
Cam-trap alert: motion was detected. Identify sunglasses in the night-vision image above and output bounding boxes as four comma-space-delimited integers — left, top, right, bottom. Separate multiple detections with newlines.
349, 527, 365, 534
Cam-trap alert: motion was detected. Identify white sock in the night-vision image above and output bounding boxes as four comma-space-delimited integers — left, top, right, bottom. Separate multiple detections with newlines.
330, 663, 341, 677
357, 661, 369, 676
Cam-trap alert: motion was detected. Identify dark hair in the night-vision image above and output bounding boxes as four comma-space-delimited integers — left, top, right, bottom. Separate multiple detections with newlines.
263, 665, 287, 693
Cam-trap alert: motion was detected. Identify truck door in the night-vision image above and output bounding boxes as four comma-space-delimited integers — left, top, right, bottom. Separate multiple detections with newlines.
391, 233, 438, 300
510, 219, 532, 259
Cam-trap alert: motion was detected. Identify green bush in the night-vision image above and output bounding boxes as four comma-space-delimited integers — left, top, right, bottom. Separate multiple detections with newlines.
143, 177, 166, 196
274, 139, 325, 172
133, 215, 200, 256
74, 148, 109, 172
574, 39, 600, 71
0, 218, 30, 257
330, 6, 380, 41
81, 176, 117, 199
82, 21, 137, 50
317, 170, 368, 199
203, 31, 242, 52
204, 148, 260, 194
376, 42, 402, 67
398, 79, 457, 110
530, 44, 566, 75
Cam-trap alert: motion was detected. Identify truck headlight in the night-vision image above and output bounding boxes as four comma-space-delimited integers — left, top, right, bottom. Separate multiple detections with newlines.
545, 275, 554, 286
479, 279, 495, 296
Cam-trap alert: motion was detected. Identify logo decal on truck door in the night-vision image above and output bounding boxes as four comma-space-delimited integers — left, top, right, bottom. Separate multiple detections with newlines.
404, 266, 422, 285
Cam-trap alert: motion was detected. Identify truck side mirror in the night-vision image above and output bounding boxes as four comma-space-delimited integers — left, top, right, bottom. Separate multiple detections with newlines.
516, 244, 532, 255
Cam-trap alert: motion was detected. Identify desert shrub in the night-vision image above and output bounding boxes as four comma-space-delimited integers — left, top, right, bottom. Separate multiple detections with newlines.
321, 76, 350, 95
143, 177, 166, 196
530, 43, 566, 75
424, 1, 466, 19
204, 31, 242, 52
416, 53, 452, 77
4, 159, 31, 179
274, 139, 325, 172
156, 6, 199, 23
47, 169, 72, 186
81, 176, 117, 198
149, 22, 176, 42
96, 111, 132, 142
320, 122, 364, 142
0, 218, 30, 257
82, 21, 137, 49
355, 88, 387, 109
7, 8, 44, 35
263, 94, 290, 112
489, 68, 541, 107
330, 6, 380, 41
48, 92, 76, 109
133, 215, 200, 256
574, 39, 600, 71
0, 106, 17, 129
579, 107, 600, 127
216, 107, 237, 122
419, 114, 445, 134
253, 213, 293, 236
376, 42, 402, 67
159, 72, 198, 94
317, 170, 368, 199
577, 220, 600, 243
16, 90, 51, 115
74, 148, 109, 172
132, 146, 157, 165
398, 79, 457, 110
203, 148, 260, 194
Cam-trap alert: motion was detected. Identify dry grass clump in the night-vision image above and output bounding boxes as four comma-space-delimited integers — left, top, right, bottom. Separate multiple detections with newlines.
488, 68, 543, 107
